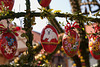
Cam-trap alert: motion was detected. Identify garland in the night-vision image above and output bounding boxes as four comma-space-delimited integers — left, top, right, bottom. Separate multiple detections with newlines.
0, 9, 99, 23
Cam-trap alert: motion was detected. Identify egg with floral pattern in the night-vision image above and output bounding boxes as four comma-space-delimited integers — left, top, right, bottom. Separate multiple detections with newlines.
0, 32, 17, 59
89, 35, 100, 59
62, 30, 80, 57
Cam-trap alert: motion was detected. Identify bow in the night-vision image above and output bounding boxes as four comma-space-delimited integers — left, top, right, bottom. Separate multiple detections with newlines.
65, 22, 81, 32
0, 24, 20, 36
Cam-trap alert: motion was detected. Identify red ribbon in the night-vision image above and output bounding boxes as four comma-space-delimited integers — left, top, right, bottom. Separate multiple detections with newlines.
0, 24, 20, 36
65, 22, 81, 32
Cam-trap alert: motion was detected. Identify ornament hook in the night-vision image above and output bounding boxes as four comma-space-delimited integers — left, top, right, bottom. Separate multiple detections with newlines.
7, 19, 10, 30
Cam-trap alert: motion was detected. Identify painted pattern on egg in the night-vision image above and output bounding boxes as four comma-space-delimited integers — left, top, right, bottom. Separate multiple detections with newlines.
1, 32, 17, 59
89, 36, 100, 59
62, 30, 80, 57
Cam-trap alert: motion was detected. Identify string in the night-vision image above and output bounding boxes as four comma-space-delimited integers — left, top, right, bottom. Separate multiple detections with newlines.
7, 19, 10, 30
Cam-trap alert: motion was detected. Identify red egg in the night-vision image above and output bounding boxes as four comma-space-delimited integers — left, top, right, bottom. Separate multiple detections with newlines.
62, 30, 80, 57
0, 0, 14, 10
41, 24, 58, 53
1, 32, 17, 59
38, 0, 51, 7
89, 35, 100, 59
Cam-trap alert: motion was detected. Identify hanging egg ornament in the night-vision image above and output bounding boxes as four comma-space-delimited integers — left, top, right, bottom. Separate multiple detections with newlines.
62, 22, 80, 57
38, 0, 51, 7
62, 30, 80, 57
89, 35, 100, 59
0, 0, 14, 10
41, 24, 58, 53
1, 32, 17, 59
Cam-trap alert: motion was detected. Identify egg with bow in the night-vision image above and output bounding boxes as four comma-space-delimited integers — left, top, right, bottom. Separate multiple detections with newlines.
41, 24, 58, 53
0, 32, 17, 59
62, 30, 80, 57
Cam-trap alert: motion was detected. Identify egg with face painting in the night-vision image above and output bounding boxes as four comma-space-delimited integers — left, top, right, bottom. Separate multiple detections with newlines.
41, 24, 58, 53
0, 32, 17, 59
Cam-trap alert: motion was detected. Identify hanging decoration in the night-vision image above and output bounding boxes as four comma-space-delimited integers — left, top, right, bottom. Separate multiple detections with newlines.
88, 25, 100, 60
0, 23, 20, 59
62, 22, 80, 57
1, 32, 17, 59
0, 0, 14, 10
41, 24, 58, 53
37, 0, 51, 7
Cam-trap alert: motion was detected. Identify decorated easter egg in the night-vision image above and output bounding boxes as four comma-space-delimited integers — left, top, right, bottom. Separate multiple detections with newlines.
89, 35, 100, 59
1, 32, 17, 59
38, 0, 51, 7
41, 24, 58, 53
62, 30, 80, 57
0, 0, 14, 10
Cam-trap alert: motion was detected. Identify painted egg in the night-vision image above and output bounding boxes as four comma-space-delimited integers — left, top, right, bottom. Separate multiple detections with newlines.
89, 35, 100, 59
38, 0, 51, 7
0, 0, 14, 10
41, 24, 58, 53
62, 30, 80, 57
1, 32, 17, 59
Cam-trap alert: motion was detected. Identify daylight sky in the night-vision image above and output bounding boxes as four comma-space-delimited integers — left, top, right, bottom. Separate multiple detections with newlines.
12, 0, 72, 33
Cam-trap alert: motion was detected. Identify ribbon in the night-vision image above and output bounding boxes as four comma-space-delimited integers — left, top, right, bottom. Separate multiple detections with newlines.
0, 24, 20, 36
65, 22, 81, 32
